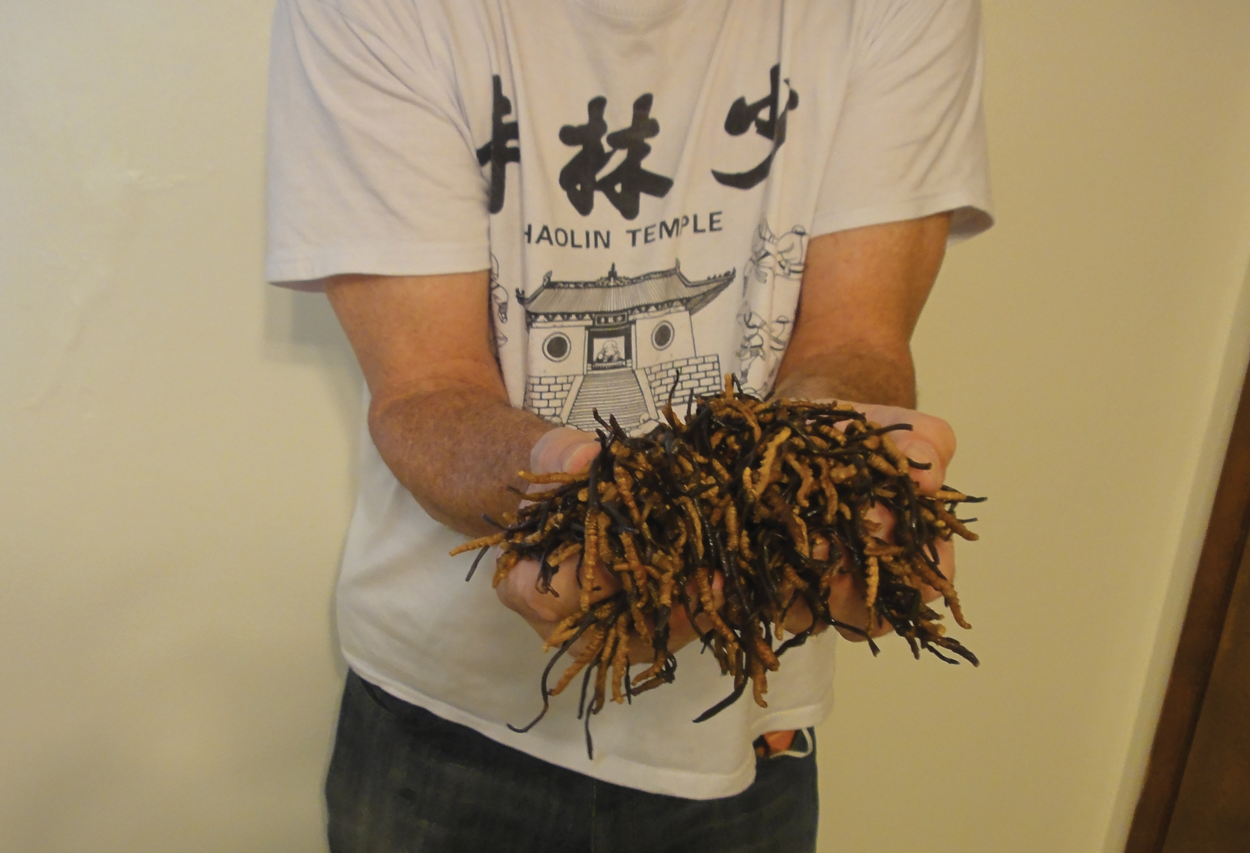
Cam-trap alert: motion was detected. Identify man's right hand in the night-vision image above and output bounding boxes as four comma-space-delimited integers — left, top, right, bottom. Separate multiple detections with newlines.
495, 427, 723, 663
493, 426, 605, 632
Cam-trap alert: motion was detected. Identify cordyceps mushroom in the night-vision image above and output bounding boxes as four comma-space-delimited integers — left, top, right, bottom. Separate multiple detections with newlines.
451, 375, 983, 757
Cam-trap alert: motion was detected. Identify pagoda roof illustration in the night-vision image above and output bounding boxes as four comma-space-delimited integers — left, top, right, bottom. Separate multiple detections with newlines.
518, 262, 735, 322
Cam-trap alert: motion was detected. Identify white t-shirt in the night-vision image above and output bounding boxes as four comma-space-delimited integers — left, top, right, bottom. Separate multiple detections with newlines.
266, 0, 992, 799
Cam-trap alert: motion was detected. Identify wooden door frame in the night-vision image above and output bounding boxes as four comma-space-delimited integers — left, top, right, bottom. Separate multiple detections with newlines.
1124, 353, 1250, 852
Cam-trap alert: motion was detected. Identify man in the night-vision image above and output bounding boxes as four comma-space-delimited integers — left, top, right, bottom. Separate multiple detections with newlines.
265, 0, 992, 849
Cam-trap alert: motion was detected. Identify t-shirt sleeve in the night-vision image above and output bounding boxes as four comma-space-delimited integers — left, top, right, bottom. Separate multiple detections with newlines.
811, 0, 993, 244
265, 0, 490, 289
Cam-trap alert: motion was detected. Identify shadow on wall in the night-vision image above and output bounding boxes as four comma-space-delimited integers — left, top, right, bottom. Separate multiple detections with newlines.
261, 284, 365, 682
262, 285, 365, 445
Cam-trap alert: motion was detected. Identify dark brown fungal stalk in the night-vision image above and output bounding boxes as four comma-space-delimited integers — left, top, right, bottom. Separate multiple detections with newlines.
451, 377, 983, 757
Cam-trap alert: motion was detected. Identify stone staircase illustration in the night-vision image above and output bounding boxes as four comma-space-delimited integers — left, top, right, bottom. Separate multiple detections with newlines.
565, 370, 652, 432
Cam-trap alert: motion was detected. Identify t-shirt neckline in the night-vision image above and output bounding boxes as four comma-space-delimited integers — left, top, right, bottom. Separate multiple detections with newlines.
572, 0, 691, 22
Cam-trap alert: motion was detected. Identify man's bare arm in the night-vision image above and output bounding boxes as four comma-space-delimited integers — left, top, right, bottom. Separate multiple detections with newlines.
774, 213, 950, 409
324, 271, 578, 537
326, 271, 623, 643
324, 213, 956, 641
772, 213, 958, 638
774, 213, 956, 485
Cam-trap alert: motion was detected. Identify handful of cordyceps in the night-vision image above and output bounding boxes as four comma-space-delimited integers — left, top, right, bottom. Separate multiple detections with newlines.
452, 377, 982, 751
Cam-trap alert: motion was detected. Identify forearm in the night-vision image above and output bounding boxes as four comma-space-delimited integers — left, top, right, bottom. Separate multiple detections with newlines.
772, 214, 949, 408
369, 382, 554, 537
767, 216, 956, 640
772, 344, 917, 408
324, 271, 578, 538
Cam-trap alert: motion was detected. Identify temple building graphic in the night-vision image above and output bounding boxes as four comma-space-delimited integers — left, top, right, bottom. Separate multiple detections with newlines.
520, 261, 735, 434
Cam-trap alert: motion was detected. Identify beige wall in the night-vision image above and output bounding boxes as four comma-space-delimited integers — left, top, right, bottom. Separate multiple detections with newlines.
2, 2, 1248, 851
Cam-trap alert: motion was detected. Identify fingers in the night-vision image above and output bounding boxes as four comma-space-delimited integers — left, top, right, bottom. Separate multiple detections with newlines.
529, 426, 600, 476
506, 563, 726, 666
508, 426, 606, 629
648, 572, 724, 664
495, 556, 563, 625
781, 594, 816, 636
854, 402, 956, 495
889, 429, 950, 495
496, 550, 621, 634
811, 533, 830, 562
860, 500, 956, 605
509, 410, 962, 661
822, 502, 957, 640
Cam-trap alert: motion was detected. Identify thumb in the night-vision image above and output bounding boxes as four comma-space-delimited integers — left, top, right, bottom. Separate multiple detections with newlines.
891, 431, 947, 495
530, 426, 601, 475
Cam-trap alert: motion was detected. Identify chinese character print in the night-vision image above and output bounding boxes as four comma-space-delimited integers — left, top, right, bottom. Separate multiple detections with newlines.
476, 75, 521, 214
559, 94, 673, 220
712, 64, 799, 191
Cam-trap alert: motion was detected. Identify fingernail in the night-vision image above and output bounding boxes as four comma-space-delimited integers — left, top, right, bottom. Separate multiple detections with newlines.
531, 427, 588, 473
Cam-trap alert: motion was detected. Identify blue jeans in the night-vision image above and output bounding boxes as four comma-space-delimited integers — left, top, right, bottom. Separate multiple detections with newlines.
326, 670, 819, 853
